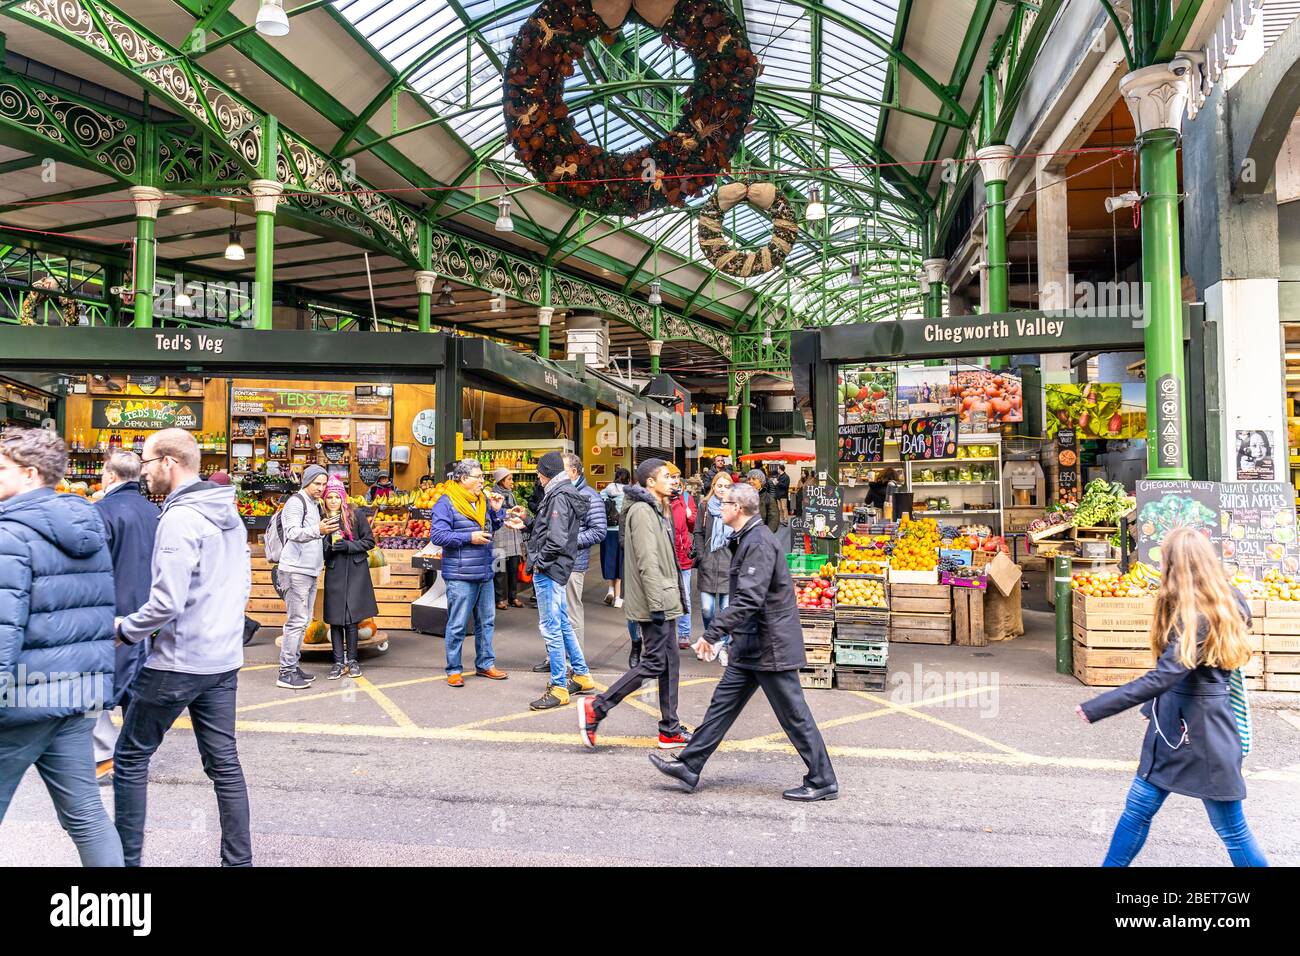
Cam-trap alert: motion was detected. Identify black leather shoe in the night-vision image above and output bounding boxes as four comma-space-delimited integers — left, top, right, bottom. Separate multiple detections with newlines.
628, 641, 642, 669
531, 660, 550, 673
782, 783, 839, 802
649, 753, 699, 791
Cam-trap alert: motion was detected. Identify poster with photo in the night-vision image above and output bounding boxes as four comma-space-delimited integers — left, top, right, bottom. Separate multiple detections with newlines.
1045, 383, 1146, 439
895, 367, 957, 419
952, 370, 1023, 426
1234, 430, 1276, 481
839, 367, 895, 422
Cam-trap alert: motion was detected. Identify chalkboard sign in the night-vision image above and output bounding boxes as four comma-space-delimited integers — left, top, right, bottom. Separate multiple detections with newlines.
789, 514, 808, 537
322, 442, 348, 465
801, 485, 843, 539
1056, 429, 1079, 496
1135, 479, 1299, 579
234, 416, 263, 438
838, 422, 885, 463
358, 460, 381, 485
899, 415, 958, 461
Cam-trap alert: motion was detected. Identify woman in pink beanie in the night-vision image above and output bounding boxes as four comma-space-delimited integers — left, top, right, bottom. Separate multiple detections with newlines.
320, 475, 378, 678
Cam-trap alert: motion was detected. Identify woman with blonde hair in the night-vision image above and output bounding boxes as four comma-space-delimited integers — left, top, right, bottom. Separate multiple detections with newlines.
1077, 527, 1267, 866
692, 470, 736, 666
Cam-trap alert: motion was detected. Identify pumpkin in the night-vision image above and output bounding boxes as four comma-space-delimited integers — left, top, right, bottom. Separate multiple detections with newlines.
303, 619, 330, 644
357, 618, 377, 641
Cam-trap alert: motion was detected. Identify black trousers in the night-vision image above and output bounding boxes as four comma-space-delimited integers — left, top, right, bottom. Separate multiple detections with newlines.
331, 624, 359, 665
494, 555, 521, 604
677, 666, 836, 789
593, 617, 681, 736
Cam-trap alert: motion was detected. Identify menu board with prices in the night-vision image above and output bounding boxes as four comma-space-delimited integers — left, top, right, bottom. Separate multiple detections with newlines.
899, 415, 958, 461
801, 485, 844, 539
1135, 479, 1299, 579
1056, 429, 1079, 497
837, 422, 885, 463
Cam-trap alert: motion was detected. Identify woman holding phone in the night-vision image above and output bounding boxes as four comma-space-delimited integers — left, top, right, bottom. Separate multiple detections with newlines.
320, 476, 379, 679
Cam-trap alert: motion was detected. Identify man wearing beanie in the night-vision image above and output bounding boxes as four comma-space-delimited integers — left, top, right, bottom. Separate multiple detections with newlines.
578, 458, 691, 750
506, 450, 595, 709
275, 463, 334, 690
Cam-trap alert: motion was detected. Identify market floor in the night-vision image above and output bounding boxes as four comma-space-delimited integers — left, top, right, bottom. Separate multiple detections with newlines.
4, 572, 1300, 867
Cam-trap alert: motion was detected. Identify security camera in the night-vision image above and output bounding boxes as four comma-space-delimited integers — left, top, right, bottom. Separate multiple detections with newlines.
1104, 191, 1142, 214
109, 285, 128, 296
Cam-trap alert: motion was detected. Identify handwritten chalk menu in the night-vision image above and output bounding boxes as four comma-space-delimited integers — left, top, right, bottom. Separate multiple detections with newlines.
1056, 429, 1079, 497
1218, 481, 1299, 578
899, 414, 958, 461
1135, 480, 1299, 579
838, 422, 885, 463
801, 485, 844, 539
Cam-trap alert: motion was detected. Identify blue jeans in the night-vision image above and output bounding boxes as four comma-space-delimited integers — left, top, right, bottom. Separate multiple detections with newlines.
628, 620, 640, 643
0, 714, 123, 866
535, 573, 588, 687
444, 578, 496, 675
115, 667, 250, 867
1103, 776, 1269, 867
677, 569, 693, 640
700, 591, 730, 640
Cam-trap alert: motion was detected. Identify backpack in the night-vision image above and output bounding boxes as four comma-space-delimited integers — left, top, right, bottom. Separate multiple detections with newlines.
603, 484, 622, 528
264, 492, 308, 565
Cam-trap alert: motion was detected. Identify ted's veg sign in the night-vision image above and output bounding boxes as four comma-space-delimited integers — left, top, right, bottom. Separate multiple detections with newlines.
231, 387, 389, 418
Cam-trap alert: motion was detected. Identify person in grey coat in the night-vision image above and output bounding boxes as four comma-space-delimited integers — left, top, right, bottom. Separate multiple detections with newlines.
1077, 528, 1267, 867
113, 428, 253, 866
564, 453, 606, 647
276, 463, 334, 690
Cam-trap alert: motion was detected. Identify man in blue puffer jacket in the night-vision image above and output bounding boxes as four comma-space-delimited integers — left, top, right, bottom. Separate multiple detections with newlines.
428, 458, 509, 686
0, 428, 123, 866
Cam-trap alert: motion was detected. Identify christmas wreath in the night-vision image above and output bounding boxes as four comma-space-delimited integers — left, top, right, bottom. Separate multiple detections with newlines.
697, 180, 798, 277
503, 0, 759, 217
19, 279, 78, 326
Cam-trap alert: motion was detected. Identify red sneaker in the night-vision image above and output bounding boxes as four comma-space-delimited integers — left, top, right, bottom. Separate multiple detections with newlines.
578, 697, 600, 749
657, 730, 694, 750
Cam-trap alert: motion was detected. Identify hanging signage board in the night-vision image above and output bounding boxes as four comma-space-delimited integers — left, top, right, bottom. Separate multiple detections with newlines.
92, 398, 202, 431
1056, 429, 1079, 497
837, 422, 884, 463
801, 485, 843, 539
1135, 479, 1299, 579
1154, 374, 1183, 471
899, 414, 958, 461
231, 387, 390, 419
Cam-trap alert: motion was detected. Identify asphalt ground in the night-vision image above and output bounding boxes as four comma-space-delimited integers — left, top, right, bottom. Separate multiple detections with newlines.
3, 570, 1298, 867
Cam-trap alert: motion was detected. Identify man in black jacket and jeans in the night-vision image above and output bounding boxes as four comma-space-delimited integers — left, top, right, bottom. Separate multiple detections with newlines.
649, 482, 838, 801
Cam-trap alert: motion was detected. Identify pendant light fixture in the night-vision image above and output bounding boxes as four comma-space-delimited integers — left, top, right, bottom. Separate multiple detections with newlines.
647, 278, 662, 306
491, 288, 506, 312
494, 194, 514, 232
224, 213, 244, 261
805, 186, 826, 221
255, 0, 290, 37
173, 274, 193, 311
437, 282, 455, 307
849, 259, 862, 286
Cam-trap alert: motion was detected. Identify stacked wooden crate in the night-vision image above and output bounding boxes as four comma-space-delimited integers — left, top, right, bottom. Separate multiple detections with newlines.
1071, 592, 1156, 685
797, 602, 835, 690
246, 546, 422, 634
833, 577, 889, 691
1261, 601, 1300, 692
889, 583, 952, 645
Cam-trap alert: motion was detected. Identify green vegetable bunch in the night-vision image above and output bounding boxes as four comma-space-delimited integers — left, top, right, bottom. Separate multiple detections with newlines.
1072, 479, 1132, 527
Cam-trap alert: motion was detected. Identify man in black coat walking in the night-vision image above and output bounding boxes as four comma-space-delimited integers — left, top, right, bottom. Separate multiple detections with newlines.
92, 450, 160, 782
649, 481, 838, 801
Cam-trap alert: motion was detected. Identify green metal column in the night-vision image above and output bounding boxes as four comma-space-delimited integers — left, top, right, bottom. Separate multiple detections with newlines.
416, 221, 433, 332
922, 256, 946, 366
538, 268, 552, 357
649, 305, 663, 375
726, 370, 738, 458
978, 74, 1012, 370
1121, 59, 1190, 478
250, 116, 281, 332
128, 186, 162, 329
739, 379, 751, 457
1054, 555, 1074, 675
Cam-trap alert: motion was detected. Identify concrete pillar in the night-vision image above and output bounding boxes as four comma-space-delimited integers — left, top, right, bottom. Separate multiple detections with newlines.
1035, 160, 1074, 387
128, 186, 163, 328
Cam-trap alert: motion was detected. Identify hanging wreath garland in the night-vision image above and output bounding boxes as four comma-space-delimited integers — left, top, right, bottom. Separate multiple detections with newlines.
697, 180, 798, 277
19, 282, 78, 326
503, 0, 759, 217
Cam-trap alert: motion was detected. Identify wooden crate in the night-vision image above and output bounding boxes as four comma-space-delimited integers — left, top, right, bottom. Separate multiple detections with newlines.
1247, 632, 1265, 653
1073, 658, 1149, 687
1262, 616, 1300, 635
1263, 672, 1300, 692
833, 666, 888, 692
797, 664, 834, 690
953, 587, 986, 646
1264, 653, 1300, 674
1072, 592, 1154, 632
890, 582, 951, 600
1243, 653, 1264, 678
1073, 642, 1157, 670
1265, 600, 1300, 618
835, 620, 888, 642
805, 644, 833, 665
1248, 599, 1266, 619
888, 569, 940, 585
890, 611, 952, 645
1072, 623, 1151, 650
1264, 633, 1300, 653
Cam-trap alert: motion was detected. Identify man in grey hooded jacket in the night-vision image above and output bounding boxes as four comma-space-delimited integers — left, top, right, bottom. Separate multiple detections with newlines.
113, 428, 253, 866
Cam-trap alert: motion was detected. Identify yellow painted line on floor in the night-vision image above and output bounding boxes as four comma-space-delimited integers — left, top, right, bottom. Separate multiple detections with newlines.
165, 713, 1138, 771
352, 676, 417, 730
449, 677, 719, 731
590, 676, 718, 723
239, 664, 281, 673
235, 674, 451, 714
844, 690, 1026, 756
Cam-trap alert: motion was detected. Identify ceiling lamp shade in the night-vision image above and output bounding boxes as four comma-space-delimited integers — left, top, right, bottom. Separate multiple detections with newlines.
805, 187, 826, 221
224, 224, 244, 262
849, 260, 862, 286
647, 278, 662, 306
255, 0, 290, 37
174, 288, 193, 310
494, 195, 514, 232
437, 282, 455, 307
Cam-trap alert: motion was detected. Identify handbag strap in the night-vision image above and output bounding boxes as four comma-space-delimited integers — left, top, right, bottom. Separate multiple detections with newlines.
1229, 667, 1253, 757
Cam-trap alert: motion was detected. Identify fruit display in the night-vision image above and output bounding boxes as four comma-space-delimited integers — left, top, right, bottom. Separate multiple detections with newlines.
840, 369, 895, 420
957, 524, 994, 539
405, 518, 431, 538
952, 371, 1022, 425
956, 444, 998, 460
1074, 479, 1136, 528
839, 558, 888, 576
1260, 569, 1300, 600
370, 520, 408, 537
378, 536, 426, 550
1070, 570, 1155, 597
795, 576, 837, 611
891, 516, 939, 571
374, 508, 408, 523
367, 549, 387, 568
411, 487, 439, 509
836, 578, 886, 608
841, 531, 890, 560
236, 495, 275, 517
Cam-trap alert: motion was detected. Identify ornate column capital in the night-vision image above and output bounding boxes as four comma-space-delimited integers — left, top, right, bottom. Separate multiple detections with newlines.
724, 404, 739, 421
1119, 63, 1191, 136
414, 270, 437, 295
922, 258, 948, 286
538, 306, 554, 326
128, 185, 164, 220
975, 144, 1015, 184
249, 179, 285, 214
648, 339, 664, 357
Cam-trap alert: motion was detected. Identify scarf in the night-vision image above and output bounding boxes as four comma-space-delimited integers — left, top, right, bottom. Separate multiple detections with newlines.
444, 480, 486, 528
707, 493, 733, 552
